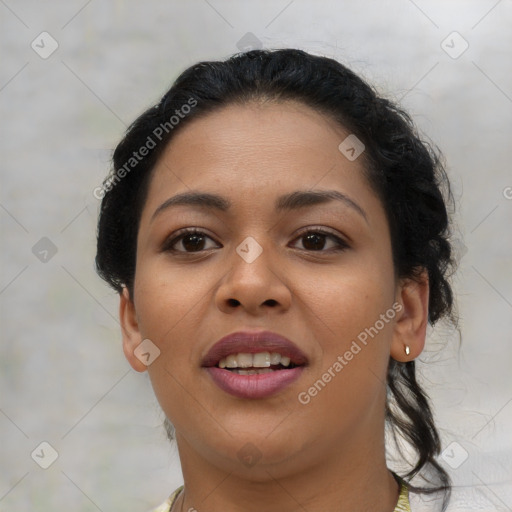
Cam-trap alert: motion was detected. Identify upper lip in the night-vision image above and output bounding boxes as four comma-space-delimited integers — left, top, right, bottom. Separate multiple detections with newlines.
201, 330, 308, 368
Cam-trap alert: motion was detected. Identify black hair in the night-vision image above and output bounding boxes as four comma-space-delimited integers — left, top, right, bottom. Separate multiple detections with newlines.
95, 48, 456, 508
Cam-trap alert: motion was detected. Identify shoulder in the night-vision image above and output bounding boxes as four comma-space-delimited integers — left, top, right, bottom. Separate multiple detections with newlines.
149, 486, 183, 512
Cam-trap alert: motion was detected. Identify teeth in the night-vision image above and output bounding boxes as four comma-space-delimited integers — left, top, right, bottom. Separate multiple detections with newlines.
224, 355, 238, 368
218, 351, 292, 370
233, 368, 274, 375
269, 352, 281, 365
252, 352, 271, 367
237, 353, 253, 368
280, 356, 291, 367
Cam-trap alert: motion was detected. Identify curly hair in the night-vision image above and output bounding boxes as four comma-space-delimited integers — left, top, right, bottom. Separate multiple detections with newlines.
95, 48, 456, 508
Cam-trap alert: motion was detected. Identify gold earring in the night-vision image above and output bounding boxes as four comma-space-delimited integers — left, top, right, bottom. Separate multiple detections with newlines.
404, 345, 410, 356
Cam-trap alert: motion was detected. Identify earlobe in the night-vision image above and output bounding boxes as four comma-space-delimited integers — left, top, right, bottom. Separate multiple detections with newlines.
119, 286, 147, 373
390, 270, 429, 362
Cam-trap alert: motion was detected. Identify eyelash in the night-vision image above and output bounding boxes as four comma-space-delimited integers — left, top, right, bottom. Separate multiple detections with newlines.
162, 227, 350, 254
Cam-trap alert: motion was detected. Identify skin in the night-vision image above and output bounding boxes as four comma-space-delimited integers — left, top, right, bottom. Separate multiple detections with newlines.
119, 100, 429, 512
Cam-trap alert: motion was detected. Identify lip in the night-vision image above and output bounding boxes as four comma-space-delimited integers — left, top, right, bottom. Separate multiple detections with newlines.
201, 330, 308, 368
202, 330, 308, 399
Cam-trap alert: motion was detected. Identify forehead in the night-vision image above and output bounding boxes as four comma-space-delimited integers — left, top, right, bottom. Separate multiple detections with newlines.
141, 100, 380, 222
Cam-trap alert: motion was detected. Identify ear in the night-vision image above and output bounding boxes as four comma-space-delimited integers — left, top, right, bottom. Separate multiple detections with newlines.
390, 270, 429, 362
119, 286, 147, 372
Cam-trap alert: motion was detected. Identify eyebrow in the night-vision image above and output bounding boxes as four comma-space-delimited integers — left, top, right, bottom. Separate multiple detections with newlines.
151, 189, 368, 223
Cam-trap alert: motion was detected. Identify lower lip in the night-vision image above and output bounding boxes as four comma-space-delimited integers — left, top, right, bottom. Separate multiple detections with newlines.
205, 366, 305, 399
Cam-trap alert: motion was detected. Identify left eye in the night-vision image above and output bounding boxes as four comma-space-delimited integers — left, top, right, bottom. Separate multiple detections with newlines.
290, 230, 348, 252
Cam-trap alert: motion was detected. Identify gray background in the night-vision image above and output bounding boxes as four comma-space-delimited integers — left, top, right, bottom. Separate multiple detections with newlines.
1, 1, 511, 510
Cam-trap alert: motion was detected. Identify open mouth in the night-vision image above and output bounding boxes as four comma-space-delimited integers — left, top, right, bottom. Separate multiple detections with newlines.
217, 351, 300, 375
202, 330, 308, 399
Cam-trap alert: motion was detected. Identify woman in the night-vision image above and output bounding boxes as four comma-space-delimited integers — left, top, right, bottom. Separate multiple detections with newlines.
95, 48, 456, 511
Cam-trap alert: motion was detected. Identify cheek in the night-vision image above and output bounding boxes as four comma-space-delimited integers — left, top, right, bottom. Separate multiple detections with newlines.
133, 256, 221, 373
134, 258, 209, 340
133, 264, 209, 427
299, 258, 395, 402
302, 259, 395, 343
294, 279, 394, 437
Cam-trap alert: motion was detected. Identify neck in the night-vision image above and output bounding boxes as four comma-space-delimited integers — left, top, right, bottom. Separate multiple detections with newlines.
172, 428, 400, 512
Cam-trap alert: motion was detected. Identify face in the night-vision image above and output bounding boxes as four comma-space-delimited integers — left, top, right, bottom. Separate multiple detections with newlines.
120, 100, 428, 480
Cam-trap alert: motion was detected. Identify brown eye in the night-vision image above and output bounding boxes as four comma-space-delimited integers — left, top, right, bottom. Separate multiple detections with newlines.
180, 233, 207, 251
163, 229, 219, 253
291, 229, 349, 252
302, 232, 327, 250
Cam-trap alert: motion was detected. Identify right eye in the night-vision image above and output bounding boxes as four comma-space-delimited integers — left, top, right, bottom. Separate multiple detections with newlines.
162, 229, 221, 253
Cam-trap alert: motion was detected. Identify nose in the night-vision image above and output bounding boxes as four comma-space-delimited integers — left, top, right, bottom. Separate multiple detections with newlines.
215, 238, 292, 316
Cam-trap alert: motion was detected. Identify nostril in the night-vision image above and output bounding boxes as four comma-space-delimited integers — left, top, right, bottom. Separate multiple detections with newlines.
227, 298, 240, 307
